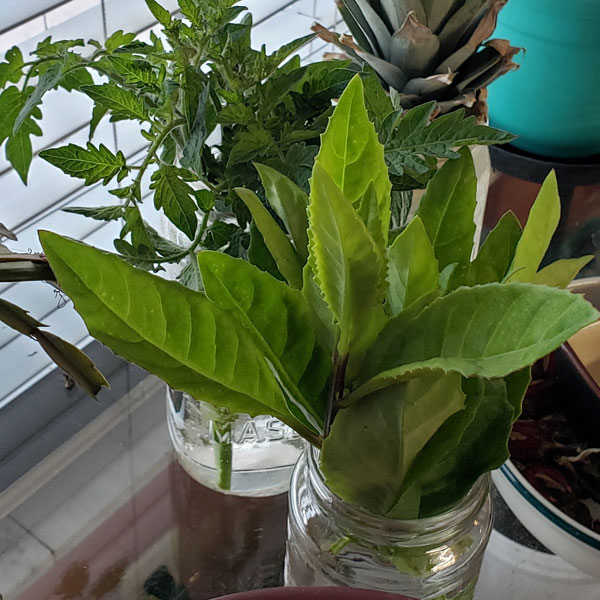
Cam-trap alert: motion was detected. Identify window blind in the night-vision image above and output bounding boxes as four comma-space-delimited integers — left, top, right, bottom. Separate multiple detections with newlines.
0, 0, 341, 405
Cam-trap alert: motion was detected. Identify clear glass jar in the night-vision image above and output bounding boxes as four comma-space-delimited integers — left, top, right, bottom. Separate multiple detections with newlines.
285, 447, 493, 599
166, 388, 305, 496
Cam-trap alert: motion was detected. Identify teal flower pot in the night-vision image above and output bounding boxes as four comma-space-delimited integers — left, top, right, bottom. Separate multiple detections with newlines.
488, 0, 600, 158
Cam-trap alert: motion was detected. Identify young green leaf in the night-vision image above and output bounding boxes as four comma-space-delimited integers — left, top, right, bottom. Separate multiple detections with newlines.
315, 75, 391, 251
353, 282, 600, 401
198, 251, 330, 433
144, 0, 172, 26
448, 211, 522, 291
387, 216, 439, 316
321, 372, 465, 517
0, 87, 23, 145
39, 142, 127, 185
254, 162, 309, 261
416, 147, 477, 270
39, 231, 309, 431
308, 163, 385, 356
81, 83, 149, 121
0, 47, 24, 87
6, 122, 40, 184
532, 256, 594, 288
150, 167, 198, 240
235, 187, 303, 289
105, 30, 137, 52
508, 171, 560, 283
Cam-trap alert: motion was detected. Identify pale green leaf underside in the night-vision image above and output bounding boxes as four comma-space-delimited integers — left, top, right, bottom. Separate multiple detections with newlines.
351, 282, 599, 402
321, 372, 465, 517
308, 162, 385, 355
198, 250, 330, 433
39, 231, 295, 422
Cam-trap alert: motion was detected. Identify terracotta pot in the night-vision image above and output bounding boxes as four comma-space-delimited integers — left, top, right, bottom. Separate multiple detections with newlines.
215, 589, 413, 600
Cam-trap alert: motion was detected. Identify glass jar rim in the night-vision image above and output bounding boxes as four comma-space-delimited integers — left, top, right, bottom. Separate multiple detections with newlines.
306, 445, 490, 545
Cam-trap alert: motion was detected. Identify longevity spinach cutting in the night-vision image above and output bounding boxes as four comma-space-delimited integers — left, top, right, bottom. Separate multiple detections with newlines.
39, 75, 598, 517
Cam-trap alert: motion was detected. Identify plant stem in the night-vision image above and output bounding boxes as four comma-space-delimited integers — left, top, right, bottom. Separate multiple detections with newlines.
214, 418, 233, 490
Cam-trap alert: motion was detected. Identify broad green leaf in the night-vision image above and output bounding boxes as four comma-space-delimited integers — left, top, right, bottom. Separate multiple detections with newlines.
150, 167, 198, 240
81, 83, 149, 121
448, 211, 522, 291
308, 163, 385, 356
106, 56, 161, 87
39, 142, 127, 185
533, 256, 593, 288
39, 231, 306, 429
387, 216, 439, 316
235, 187, 303, 289
14, 61, 62, 134
227, 127, 272, 167
144, 0, 172, 26
508, 171, 560, 282
315, 75, 391, 251
321, 372, 465, 517
352, 282, 599, 402
416, 147, 477, 270
0, 297, 108, 399
6, 126, 34, 184
255, 162, 309, 261
362, 72, 394, 127
505, 367, 531, 422
416, 377, 515, 517
198, 251, 330, 433
248, 222, 283, 281
89, 104, 108, 139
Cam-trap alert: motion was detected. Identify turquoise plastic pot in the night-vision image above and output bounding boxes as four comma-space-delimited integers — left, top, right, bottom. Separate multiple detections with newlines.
488, 0, 600, 158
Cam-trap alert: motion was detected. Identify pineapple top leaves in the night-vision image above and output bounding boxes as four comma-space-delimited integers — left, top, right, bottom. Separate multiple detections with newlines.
40, 75, 598, 519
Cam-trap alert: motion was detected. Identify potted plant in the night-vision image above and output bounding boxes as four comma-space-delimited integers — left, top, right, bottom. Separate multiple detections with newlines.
0, 0, 515, 495
37, 75, 598, 598
487, 0, 600, 158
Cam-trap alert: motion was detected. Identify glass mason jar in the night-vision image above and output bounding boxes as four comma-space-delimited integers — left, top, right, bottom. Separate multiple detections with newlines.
285, 447, 493, 599
166, 388, 305, 496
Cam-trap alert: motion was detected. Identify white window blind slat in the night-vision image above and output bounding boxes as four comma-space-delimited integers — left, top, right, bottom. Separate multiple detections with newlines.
0, 1, 68, 34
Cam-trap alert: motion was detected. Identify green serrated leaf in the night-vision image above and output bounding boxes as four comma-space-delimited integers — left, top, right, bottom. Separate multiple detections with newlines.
508, 171, 561, 283
198, 251, 330, 434
81, 83, 149, 121
235, 187, 303, 289
322, 372, 465, 517
64, 205, 124, 221
6, 128, 33, 184
353, 282, 600, 402
39, 231, 309, 431
40, 142, 127, 185
14, 61, 62, 134
315, 75, 391, 252
416, 147, 477, 270
194, 189, 214, 211
308, 162, 385, 356
0, 87, 22, 145
254, 162, 309, 262
144, 0, 172, 26
387, 216, 439, 316
150, 166, 198, 240
0, 47, 24, 87
384, 104, 514, 177
105, 30, 137, 53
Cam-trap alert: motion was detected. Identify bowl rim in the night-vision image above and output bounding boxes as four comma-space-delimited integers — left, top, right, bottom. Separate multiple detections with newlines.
500, 460, 600, 550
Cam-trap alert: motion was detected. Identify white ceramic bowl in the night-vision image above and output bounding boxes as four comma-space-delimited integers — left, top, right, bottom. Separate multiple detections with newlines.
492, 460, 600, 578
